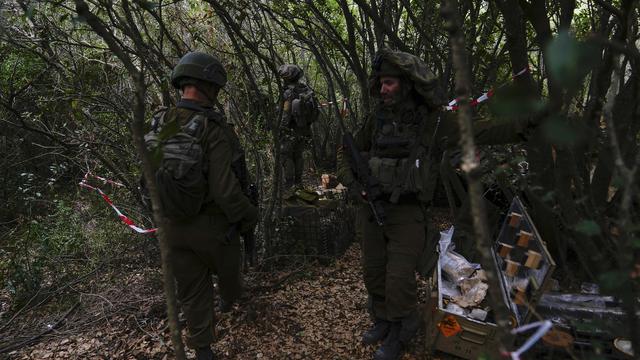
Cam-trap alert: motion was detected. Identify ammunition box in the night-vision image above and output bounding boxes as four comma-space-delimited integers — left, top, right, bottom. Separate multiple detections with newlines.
427, 197, 556, 359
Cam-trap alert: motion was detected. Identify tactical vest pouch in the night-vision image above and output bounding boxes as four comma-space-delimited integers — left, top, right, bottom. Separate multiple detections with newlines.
370, 151, 432, 199
144, 111, 208, 219
390, 146, 433, 203
368, 157, 399, 193
402, 144, 424, 192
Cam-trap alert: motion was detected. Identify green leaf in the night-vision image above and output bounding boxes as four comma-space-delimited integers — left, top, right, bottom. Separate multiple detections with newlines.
546, 31, 600, 89
71, 15, 87, 24
157, 120, 180, 141
598, 271, 628, 292
151, 145, 163, 168
23, 6, 35, 20
610, 175, 625, 189
541, 116, 583, 146
574, 220, 601, 237
488, 83, 547, 118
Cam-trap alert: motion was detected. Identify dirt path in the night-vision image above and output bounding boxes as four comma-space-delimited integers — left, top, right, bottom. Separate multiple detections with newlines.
6, 244, 444, 359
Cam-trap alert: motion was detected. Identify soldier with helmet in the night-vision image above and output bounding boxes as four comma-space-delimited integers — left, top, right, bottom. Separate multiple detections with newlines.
337, 49, 543, 360
156, 52, 258, 360
277, 64, 319, 189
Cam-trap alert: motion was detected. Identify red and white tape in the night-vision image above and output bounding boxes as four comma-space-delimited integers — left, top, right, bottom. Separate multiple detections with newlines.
445, 67, 529, 111
80, 173, 156, 234
319, 97, 348, 108
84, 171, 125, 187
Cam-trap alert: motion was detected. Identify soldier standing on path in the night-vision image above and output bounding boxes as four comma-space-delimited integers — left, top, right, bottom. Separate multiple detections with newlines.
277, 64, 319, 189
337, 49, 544, 360
150, 52, 258, 360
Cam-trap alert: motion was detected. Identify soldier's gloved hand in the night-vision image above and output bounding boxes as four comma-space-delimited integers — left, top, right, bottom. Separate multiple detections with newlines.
239, 204, 258, 234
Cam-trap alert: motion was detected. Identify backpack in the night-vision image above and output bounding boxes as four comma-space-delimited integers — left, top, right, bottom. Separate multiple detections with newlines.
290, 86, 319, 129
143, 107, 209, 219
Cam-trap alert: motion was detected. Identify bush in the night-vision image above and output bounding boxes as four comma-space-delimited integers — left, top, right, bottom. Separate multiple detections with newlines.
0, 196, 147, 312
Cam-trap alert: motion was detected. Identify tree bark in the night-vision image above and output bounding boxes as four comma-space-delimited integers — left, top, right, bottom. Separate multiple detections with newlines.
442, 0, 514, 352
494, 0, 536, 94
73, 1, 185, 359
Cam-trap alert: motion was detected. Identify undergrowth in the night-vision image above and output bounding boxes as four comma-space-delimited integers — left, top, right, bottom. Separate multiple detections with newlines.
0, 194, 154, 316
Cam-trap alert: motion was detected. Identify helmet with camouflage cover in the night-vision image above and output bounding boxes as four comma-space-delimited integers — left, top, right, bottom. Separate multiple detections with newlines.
278, 64, 303, 83
370, 48, 444, 109
171, 52, 227, 89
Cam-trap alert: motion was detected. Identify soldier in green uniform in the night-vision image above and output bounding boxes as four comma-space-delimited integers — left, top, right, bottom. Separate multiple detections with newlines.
277, 64, 318, 189
337, 49, 542, 360
160, 52, 258, 360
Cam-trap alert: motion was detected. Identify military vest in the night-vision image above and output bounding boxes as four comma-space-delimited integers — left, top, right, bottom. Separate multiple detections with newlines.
284, 83, 318, 136
144, 104, 209, 219
368, 105, 437, 201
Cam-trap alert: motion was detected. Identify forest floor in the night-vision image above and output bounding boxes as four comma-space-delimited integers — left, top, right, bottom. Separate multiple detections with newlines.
1, 240, 454, 360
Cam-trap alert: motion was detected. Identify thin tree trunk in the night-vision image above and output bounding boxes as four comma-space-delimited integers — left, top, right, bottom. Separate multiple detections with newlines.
73, 2, 186, 358
442, 0, 514, 352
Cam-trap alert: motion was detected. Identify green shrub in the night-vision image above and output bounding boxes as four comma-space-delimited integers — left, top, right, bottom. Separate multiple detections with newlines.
1, 196, 147, 311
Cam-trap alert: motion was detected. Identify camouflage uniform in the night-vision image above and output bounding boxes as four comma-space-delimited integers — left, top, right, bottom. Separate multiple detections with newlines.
337, 49, 540, 359
278, 64, 315, 188
161, 53, 257, 358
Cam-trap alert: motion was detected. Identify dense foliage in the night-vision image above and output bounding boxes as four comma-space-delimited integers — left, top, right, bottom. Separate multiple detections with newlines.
1, 0, 639, 354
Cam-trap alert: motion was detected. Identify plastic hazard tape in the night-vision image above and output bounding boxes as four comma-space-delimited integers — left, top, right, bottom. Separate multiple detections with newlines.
84, 171, 125, 187
79, 173, 157, 234
445, 67, 529, 111
319, 97, 348, 108
507, 320, 553, 360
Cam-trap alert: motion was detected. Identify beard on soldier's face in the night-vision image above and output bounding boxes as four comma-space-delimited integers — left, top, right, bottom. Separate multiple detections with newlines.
380, 92, 400, 107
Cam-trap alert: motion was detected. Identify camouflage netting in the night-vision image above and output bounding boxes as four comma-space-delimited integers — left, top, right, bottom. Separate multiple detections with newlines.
269, 197, 356, 265
369, 48, 445, 109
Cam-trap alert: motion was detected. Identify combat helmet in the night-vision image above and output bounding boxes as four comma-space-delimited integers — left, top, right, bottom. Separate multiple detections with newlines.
171, 52, 227, 89
278, 64, 303, 83
369, 49, 444, 109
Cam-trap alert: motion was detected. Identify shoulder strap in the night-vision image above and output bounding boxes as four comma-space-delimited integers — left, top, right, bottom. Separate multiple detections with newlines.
176, 101, 230, 142
177, 100, 224, 125
150, 108, 168, 133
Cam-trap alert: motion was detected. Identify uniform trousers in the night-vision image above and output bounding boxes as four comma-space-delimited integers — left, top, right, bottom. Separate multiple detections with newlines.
165, 213, 242, 348
361, 200, 425, 321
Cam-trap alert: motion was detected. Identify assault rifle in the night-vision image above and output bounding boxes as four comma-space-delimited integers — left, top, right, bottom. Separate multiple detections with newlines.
227, 149, 259, 269
337, 99, 386, 226
243, 183, 259, 267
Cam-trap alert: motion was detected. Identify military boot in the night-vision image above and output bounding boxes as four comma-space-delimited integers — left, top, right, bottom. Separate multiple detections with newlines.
362, 318, 391, 345
373, 322, 403, 360
218, 298, 233, 313
398, 311, 420, 344
195, 346, 215, 360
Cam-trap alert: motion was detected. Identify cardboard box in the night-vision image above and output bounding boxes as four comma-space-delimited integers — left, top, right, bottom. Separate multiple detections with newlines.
426, 197, 556, 359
